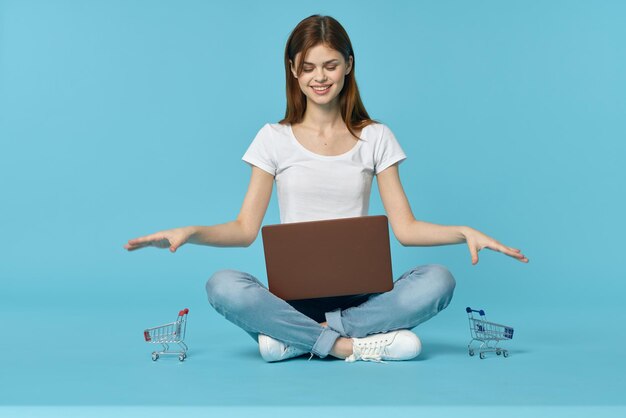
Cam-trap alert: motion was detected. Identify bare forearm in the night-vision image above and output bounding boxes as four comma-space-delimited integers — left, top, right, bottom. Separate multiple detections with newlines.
400, 220, 468, 247
187, 220, 252, 248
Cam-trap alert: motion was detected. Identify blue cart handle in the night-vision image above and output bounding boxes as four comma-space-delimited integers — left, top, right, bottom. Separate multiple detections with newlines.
466, 307, 485, 316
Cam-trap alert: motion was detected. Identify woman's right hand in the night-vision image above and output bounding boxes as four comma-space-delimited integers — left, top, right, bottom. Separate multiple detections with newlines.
124, 226, 195, 253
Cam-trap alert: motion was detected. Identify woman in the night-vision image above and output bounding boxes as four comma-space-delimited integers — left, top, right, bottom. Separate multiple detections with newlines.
124, 15, 528, 363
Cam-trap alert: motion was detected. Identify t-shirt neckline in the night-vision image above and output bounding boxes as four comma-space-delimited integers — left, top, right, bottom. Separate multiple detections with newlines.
287, 123, 366, 160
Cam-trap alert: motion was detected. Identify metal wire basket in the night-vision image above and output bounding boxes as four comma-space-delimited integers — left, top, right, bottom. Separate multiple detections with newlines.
466, 307, 513, 359
143, 308, 189, 361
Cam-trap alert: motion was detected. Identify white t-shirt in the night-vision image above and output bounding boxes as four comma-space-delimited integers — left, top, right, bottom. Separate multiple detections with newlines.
242, 122, 407, 224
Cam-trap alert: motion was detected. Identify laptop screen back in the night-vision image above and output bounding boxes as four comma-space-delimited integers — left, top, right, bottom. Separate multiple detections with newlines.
261, 215, 394, 300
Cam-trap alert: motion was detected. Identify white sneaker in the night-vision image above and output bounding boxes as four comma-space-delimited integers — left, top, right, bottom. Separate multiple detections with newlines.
345, 330, 422, 363
258, 334, 309, 362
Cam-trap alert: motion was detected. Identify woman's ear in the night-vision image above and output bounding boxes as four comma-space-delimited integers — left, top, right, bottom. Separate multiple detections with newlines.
289, 60, 298, 79
346, 56, 353, 76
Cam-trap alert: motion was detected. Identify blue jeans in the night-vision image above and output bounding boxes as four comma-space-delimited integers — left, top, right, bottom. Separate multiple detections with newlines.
205, 264, 456, 358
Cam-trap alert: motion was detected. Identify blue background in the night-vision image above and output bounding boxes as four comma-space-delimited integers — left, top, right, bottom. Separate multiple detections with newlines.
1, 0, 625, 416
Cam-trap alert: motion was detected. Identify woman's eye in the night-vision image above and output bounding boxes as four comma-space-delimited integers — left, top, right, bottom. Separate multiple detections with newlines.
302, 66, 337, 72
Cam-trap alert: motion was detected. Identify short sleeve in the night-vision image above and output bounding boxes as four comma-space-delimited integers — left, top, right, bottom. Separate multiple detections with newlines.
242, 124, 277, 176
374, 124, 407, 175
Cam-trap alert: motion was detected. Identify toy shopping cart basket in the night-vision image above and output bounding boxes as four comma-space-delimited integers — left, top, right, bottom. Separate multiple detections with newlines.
143, 308, 189, 361
466, 307, 514, 359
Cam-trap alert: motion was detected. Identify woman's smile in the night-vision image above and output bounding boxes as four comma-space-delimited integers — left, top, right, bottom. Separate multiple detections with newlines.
311, 84, 333, 95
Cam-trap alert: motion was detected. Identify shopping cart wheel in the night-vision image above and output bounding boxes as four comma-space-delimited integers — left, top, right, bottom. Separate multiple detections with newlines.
503, 351, 509, 358
496, 349, 501, 356
178, 354, 186, 362
152, 353, 159, 361
468, 349, 475, 356
479, 352, 486, 359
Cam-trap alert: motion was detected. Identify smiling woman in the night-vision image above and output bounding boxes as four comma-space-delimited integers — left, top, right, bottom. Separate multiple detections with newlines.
279, 15, 372, 139
125, 13, 528, 366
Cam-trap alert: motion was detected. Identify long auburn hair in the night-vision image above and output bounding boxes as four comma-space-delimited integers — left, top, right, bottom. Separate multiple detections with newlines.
278, 15, 377, 139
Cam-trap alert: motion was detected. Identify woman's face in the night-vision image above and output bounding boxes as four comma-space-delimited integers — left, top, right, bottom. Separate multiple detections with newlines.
290, 43, 353, 107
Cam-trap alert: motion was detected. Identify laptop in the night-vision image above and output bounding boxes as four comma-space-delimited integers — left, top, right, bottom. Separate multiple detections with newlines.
261, 215, 394, 301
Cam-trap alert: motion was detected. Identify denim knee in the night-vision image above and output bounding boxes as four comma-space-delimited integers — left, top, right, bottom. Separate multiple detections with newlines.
424, 264, 456, 301
397, 264, 456, 312
205, 269, 251, 311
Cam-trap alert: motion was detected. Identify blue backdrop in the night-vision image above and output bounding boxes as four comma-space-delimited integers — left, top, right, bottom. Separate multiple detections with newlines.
1, 0, 625, 416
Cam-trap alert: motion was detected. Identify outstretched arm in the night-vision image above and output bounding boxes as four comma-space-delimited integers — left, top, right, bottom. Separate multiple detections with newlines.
376, 164, 528, 265
124, 166, 274, 252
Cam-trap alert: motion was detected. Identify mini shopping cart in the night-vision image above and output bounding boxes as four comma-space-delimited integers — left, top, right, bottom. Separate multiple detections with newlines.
466, 307, 514, 359
143, 308, 189, 361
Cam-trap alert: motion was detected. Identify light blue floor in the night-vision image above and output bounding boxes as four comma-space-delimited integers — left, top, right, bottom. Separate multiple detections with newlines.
2, 287, 624, 417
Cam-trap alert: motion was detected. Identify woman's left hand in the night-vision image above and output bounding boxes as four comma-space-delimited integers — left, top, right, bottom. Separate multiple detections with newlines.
461, 227, 529, 265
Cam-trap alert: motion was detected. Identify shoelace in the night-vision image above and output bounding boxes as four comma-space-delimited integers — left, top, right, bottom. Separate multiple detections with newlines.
345, 340, 390, 364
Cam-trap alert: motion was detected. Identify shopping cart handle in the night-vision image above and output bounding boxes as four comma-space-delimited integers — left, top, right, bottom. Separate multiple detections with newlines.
466, 307, 485, 316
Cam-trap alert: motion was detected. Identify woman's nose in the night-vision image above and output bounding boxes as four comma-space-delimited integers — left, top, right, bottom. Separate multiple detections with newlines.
315, 68, 327, 82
